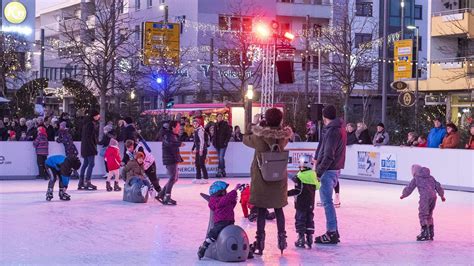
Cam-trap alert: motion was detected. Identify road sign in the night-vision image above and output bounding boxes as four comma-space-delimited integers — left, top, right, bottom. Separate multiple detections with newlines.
142, 22, 180, 66
394, 39, 413, 80
391, 81, 408, 91
398, 91, 416, 107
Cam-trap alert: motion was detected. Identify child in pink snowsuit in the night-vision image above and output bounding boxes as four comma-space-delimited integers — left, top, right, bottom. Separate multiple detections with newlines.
400, 164, 446, 241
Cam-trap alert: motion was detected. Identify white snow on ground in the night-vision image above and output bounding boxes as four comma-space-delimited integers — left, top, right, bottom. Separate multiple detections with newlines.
0, 178, 473, 265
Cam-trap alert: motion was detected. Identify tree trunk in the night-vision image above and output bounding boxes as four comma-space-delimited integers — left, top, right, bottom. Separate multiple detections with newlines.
99, 90, 106, 140
344, 93, 350, 122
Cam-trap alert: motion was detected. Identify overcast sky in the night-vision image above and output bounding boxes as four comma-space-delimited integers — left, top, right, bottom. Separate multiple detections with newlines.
36, 0, 74, 14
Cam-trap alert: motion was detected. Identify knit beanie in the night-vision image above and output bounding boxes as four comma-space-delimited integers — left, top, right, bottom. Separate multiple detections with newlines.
322, 105, 336, 120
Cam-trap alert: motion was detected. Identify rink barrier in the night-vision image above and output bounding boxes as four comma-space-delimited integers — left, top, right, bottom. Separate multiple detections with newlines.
0, 142, 473, 192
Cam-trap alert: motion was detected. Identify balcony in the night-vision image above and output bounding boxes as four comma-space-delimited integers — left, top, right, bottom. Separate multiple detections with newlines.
431, 8, 474, 38
276, 0, 332, 19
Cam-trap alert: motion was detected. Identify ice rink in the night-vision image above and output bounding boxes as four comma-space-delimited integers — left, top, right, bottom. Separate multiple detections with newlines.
1, 178, 473, 265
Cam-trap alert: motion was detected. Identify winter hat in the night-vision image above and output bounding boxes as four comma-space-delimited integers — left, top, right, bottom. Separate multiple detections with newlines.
59, 121, 67, 129
377, 122, 385, 128
89, 109, 100, 117
322, 105, 337, 120
124, 117, 133, 124
135, 151, 145, 160
446, 122, 458, 132
209, 181, 229, 196
109, 138, 119, 147
38, 126, 47, 135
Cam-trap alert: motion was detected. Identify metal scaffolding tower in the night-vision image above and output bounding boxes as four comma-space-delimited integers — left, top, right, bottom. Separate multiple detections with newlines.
260, 43, 276, 114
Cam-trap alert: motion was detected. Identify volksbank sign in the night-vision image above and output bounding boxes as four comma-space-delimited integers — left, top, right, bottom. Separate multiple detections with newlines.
1, 0, 35, 41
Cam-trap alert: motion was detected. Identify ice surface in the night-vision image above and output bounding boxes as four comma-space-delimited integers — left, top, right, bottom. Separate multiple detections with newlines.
0, 178, 473, 265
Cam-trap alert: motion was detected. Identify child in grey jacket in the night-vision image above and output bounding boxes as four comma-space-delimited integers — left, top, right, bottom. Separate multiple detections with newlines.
400, 164, 446, 241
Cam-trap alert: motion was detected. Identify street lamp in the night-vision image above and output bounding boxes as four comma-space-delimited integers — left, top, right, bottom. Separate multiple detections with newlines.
407, 25, 419, 132
400, 0, 405, 38
245, 85, 254, 133
130, 90, 136, 100
159, 0, 168, 23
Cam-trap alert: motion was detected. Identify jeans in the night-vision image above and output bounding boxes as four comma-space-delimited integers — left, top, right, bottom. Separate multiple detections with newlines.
80, 155, 95, 181
319, 170, 339, 232
257, 207, 285, 235
161, 164, 179, 195
216, 147, 227, 171
195, 150, 208, 180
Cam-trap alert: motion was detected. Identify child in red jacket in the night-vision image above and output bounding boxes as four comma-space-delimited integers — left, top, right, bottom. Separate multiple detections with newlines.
104, 138, 122, 192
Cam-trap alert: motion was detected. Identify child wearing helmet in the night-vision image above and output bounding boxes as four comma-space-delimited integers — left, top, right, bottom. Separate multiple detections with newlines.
197, 181, 241, 260
45, 155, 82, 201
288, 154, 320, 249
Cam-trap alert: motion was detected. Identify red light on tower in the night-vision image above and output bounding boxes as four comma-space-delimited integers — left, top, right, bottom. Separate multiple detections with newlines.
283, 32, 295, 41
254, 23, 271, 39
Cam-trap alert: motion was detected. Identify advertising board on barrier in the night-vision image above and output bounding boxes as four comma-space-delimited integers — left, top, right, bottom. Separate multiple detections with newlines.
357, 151, 380, 178
380, 153, 397, 180
287, 148, 316, 173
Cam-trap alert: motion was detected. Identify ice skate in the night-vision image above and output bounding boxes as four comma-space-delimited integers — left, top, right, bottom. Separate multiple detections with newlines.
197, 240, 210, 260
192, 179, 200, 184
222, 170, 227, 177
416, 226, 430, 241
106, 181, 113, 192
46, 188, 53, 201
253, 232, 265, 255
77, 179, 86, 190
140, 185, 148, 198
295, 233, 306, 248
215, 171, 222, 178
306, 234, 313, 249
59, 188, 71, 201
160, 195, 177, 205
334, 193, 341, 208
84, 182, 97, 190
315, 231, 340, 244
113, 181, 122, 191
428, 225, 434, 240
278, 232, 287, 254
202, 179, 209, 184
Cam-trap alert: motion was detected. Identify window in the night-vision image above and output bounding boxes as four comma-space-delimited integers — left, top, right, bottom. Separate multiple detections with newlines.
355, 67, 372, 82
135, 25, 140, 40
218, 15, 252, 32
355, 0, 372, 17
414, 5, 422, 20
147, 0, 152, 8
218, 49, 240, 66
135, 0, 141, 11
354, 33, 372, 48
312, 55, 319, 69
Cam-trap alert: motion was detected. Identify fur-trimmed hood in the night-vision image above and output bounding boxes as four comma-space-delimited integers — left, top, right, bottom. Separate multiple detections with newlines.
252, 125, 293, 139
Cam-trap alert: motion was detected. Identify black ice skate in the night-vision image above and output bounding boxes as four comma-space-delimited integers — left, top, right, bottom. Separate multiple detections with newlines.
113, 181, 122, 191
84, 182, 97, 190
77, 179, 86, 190
428, 225, 434, 240
253, 231, 265, 255
315, 231, 340, 244
159, 195, 177, 205
278, 232, 287, 254
416, 226, 430, 241
197, 241, 210, 260
106, 181, 113, 192
59, 188, 71, 201
306, 234, 314, 249
46, 188, 53, 201
295, 233, 306, 248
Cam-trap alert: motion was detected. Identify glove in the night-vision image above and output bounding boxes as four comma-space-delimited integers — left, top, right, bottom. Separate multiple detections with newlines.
234, 183, 242, 191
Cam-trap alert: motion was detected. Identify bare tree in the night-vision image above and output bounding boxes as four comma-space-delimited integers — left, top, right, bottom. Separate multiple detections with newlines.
0, 34, 32, 98
313, 0, 379, 121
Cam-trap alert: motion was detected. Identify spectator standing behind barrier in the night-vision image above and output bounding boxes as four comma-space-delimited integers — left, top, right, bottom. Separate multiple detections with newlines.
56, 122, 78, 157
16, 118, 27, 140
231, 125, 244, 142
427, 117, 446, 148
33, 126, 49, 180
439, 123, 460, 149
355, 122, 371, 144
466, 124, 474, 149
0, 121, 8, 141
416, 135, 428, 147
243, 107, 292, 255
192, 117, 209, 184
346, 123, 357, 145
214, 113, 232, 178
314, 105, 346, 244
44, 117, 56, 141
373, 123, 389, 146
79, 110, 100, 190
26, 120, 37, 141
402, 132, 418, 147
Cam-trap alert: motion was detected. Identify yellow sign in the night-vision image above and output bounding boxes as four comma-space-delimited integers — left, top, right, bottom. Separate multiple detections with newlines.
394, 39, 413, 80
142, 22, 180, 66
4, 2, 27, 24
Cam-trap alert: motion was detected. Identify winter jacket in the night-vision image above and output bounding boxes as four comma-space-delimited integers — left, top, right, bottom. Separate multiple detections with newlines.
417, 142, 427, 148
467, 135, 474, 149
46, 125, 56, 141
105, 146, 121, 171
346, 131, 358, 145
80, 117, 98, 157
440, 131, 460, 149
315, 119, 347, 177
0, 127, 8, 141
99, 130, 116, 148
136, 141, 155, 171
427, 127, 446, 148
214, 121, 231, 149
402, 165, 444, 200
124, 160, 145, 183
209, 190, 238, 224
162, 129, 183, 166
193, 126, 209, 152
373, 130, 390, 146
232, 132, 244, 142
356, 129, 371, 144
243, 125, 292, 209
15, 125, 27, 140
45, 155, 76, 177
288, 169, 319, 210
33, 133, 49, 155
56, 128, 78, 157
26, 127, 36, 141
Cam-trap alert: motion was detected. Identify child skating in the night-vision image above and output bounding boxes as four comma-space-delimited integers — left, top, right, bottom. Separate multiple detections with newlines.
104, 138, 122, 192
45, 155, 81, 201
288, 154, 320, 248
400, 164, 446, 241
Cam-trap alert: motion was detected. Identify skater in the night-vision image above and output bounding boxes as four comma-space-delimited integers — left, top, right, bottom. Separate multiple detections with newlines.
124, 152, 151, 199
288, 154, 320, 249
192, 117, 209, 184
400, 164, 446, 241
104, 138, 122, 192
243, 107, 293, 255
79, 110, 100, 190
314, 105, 346, 244
33, 126, 49, 180
99, 124, 116, 178
122, 139, 135, 165
157, 121, 183, 205
240, 184, 276, 222
214, 113, 231, 177
198, 181, 240, 260
136, 140, 161, 193
45, 155, 82, 201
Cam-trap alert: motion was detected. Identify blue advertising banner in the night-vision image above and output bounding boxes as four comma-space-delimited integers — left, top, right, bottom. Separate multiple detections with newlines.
380, 153, 397, 180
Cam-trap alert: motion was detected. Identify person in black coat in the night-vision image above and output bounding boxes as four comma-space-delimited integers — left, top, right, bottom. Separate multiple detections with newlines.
214, 113, 231, 177
79, 110, 100, 190
346, 123, 358, 145
355, 122, 371, 144
45, 117, 56, 141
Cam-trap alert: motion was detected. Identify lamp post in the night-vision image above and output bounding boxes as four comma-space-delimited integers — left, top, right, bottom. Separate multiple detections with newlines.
407, 25, 419, 132
400, 0, 405, 38
159, 1, 168, 23
245, 85, 254, 134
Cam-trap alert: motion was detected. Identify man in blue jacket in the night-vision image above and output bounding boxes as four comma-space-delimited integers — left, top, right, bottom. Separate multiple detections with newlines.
427, 117, 446, 148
